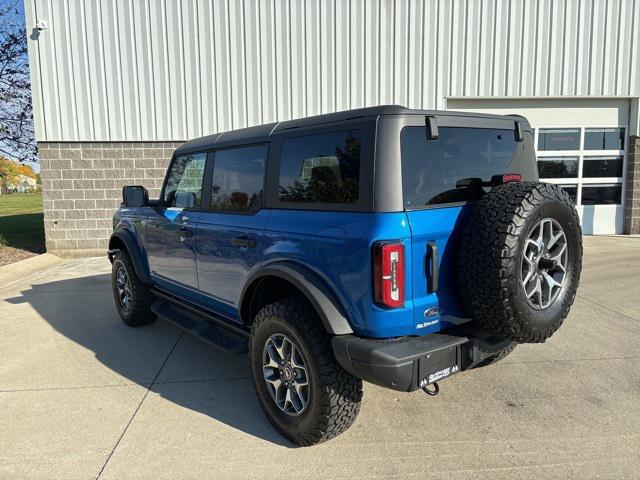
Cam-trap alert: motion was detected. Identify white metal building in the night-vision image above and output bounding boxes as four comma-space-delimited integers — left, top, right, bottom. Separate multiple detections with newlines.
24, 0, 640, 254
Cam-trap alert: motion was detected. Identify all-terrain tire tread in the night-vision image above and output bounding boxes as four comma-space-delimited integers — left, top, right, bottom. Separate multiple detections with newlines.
458, 182, 582, 343
112, 250, 156, 327
249, 298, 363, 446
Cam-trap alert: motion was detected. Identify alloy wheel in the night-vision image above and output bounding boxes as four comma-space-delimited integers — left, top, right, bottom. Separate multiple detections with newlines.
262, 333, 310, 416
116, 266, 133, 313
521, 218, 568, 309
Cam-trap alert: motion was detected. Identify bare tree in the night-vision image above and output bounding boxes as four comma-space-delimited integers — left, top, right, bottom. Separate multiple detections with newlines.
0, 0, 35, 163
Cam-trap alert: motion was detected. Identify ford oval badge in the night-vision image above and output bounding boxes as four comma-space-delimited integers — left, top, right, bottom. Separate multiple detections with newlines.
424, 307, 441, 318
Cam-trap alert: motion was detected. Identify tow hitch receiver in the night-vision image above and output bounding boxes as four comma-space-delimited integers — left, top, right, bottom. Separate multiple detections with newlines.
417, 344, 462, 396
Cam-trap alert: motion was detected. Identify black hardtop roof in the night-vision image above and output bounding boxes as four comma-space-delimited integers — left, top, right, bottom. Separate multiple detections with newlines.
174, 105, 526, 155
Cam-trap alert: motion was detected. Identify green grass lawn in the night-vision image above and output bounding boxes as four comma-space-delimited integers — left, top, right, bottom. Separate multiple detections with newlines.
0, 193, 45, 258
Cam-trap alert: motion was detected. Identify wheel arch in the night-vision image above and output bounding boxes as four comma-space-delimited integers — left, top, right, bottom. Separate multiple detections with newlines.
240, 262, 354, 335
108, 230, 151, 284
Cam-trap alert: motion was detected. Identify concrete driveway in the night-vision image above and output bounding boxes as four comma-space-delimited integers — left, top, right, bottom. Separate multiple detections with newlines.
1, 236, 639, 479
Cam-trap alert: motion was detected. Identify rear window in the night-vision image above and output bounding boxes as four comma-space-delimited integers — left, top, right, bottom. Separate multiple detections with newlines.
401, 126, 518, 208
278, 130, 361, 204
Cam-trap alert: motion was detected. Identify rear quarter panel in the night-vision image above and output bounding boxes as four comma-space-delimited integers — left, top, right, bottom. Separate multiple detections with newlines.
263, 210, 416, 338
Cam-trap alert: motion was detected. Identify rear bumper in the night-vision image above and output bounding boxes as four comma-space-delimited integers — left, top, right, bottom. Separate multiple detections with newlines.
332, 326, 514, 392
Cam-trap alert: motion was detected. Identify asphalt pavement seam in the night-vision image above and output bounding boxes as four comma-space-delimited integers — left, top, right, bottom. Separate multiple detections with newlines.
575, 294, 640, 325
492, 355, 640, 366
94, 331, 184, 480
0, 383, 145, 393
0, 376, 253, 394
152, 376, 251, 386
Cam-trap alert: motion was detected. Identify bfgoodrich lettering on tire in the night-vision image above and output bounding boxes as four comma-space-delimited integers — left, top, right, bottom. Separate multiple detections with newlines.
249, 298, 363, 446
458, 182, 582, 343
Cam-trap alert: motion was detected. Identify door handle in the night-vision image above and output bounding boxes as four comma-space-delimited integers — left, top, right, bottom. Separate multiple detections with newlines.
230, 236, 256, 248
427, 241, 439, 293
178, 226, 194, 238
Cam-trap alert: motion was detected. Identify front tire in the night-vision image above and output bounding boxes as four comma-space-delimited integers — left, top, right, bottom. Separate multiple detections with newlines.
249, 298, 363, 446
111, 250, 156, 327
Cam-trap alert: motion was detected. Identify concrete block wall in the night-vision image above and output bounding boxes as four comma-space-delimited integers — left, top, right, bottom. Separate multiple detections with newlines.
38, 142, 183, 257
624, 136, 640, 235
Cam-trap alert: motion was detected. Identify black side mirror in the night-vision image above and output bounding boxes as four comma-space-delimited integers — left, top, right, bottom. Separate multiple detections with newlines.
123, 185, 149, 208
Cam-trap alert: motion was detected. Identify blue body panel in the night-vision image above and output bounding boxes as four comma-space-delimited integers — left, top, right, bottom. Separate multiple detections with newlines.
113, 204, 471, 338
405, 205, 474, 334
263, 210, 416, 338
195, 209, 271, 320
145, 208, 202, 302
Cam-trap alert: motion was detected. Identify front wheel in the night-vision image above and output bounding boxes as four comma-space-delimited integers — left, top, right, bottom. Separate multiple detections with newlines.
249, 298, 363, 446
111, 250, 156, 327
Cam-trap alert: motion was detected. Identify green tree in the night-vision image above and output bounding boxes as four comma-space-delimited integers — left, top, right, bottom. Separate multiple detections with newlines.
0, 156, 19, 190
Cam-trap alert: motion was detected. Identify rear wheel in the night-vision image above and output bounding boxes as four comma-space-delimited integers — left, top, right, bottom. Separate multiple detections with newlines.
111, 250, 156, 327
249, 298, 362, 446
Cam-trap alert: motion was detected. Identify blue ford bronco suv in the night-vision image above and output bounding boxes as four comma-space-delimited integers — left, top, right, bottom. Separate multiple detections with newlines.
109, 106, 582, 446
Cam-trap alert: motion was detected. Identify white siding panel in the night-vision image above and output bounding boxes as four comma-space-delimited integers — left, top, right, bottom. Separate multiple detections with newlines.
117, 0, 141, 140
349, 0, 364, 109
26, 0, 640, 142
100, 0, 126, 140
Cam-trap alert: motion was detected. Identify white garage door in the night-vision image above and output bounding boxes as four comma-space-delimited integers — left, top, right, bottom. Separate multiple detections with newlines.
446, 98, 630, 234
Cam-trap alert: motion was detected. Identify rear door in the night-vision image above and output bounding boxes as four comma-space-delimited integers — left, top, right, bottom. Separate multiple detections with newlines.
195, 144, 269, 320
400, 115, 533, 333
146, 152, 206, 300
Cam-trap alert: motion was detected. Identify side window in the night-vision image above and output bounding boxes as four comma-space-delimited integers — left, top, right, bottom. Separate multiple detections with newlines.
278, 130, 361, 204
211, 144, 267, 212
163, 153, 207, 208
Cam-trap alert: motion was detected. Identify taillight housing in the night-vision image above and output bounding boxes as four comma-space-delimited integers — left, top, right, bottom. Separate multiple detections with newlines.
373, 241, 405, 308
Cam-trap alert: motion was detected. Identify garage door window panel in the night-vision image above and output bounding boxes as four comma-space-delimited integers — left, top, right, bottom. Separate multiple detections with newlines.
538, 128, 580, 151
582, 156, 624, 178
534, 125, 626, 210
581, 185, 622, 205
584, 128, 625, 151
537, 156, 579, 179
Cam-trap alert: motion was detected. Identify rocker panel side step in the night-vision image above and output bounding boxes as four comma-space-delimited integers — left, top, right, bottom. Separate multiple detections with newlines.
151, 297, 248, 354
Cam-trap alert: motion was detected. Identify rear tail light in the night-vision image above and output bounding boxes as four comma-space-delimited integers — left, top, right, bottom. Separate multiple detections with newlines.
373, 241, 405, 308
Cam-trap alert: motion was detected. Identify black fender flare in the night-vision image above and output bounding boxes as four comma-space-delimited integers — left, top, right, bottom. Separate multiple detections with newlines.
107, 230, 152, 284
240, 262, 354, 335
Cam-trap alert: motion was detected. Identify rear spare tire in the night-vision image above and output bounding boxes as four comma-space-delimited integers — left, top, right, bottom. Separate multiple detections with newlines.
458, 182, 582, 343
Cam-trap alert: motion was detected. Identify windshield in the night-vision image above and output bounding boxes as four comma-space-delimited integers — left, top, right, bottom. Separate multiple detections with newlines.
401, 126, 518, 208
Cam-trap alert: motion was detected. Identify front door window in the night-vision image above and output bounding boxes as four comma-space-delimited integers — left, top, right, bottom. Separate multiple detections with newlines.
163, 153, 207, 209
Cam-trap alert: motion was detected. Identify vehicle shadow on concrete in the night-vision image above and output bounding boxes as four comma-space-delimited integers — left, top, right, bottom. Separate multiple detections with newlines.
5, 273, 293, 447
